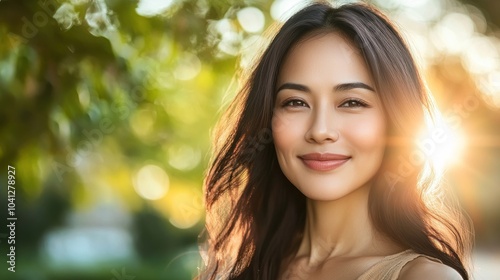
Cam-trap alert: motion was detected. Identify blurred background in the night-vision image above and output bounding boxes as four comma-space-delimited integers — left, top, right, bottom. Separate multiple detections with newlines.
0, 0, 499, 279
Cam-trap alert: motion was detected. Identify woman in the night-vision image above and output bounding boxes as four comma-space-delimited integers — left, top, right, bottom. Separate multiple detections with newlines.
198, 2, 473, 279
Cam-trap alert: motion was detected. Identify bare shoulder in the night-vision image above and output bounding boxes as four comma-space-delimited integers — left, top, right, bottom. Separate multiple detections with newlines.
399, 256, 463, 280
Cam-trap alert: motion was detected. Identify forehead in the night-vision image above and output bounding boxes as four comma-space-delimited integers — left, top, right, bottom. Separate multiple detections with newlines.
278, 32, 373, 86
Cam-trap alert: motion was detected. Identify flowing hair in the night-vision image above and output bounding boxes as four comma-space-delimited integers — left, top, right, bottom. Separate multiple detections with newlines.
197, 2, 473, 279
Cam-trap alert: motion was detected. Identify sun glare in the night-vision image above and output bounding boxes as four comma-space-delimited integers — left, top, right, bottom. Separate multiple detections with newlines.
416, 122, 467, 171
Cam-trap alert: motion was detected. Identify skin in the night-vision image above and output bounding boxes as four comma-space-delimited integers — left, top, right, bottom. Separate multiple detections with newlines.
272, 33, 462, 279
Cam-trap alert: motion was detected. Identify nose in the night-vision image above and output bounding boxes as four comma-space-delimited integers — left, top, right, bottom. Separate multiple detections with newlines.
305, 106, 340, 144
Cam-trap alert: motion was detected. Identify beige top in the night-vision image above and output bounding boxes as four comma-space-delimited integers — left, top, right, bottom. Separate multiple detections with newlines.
357, 250, 442, 280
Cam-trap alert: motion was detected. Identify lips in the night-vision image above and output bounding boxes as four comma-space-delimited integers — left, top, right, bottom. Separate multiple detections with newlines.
298, 153, 351, 171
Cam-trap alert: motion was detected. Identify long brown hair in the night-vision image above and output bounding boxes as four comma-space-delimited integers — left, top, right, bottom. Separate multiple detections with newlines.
197, 2, 473, 279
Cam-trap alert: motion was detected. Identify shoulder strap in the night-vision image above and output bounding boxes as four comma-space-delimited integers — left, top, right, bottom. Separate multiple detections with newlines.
357, 250, 442, 280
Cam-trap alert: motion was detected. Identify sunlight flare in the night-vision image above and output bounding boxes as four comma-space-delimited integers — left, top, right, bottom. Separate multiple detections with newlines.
416, 120, 467, 171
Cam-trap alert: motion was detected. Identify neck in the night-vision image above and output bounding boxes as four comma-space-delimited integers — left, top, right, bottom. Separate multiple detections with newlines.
295, 184, 400, 265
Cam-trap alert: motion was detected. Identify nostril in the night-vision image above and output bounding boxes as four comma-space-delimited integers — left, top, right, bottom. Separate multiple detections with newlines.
305, 127, 340, 143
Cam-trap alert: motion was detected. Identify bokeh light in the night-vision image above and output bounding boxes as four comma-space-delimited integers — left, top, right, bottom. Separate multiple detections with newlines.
237, 7, 265, 33
129, 106, 157, 140
136, 0, 175, 17
271, 0, 308, 21
133, 164, 170, 200
167, 144, 201, 171
166, 189, 203, 229
174, 52, 202, 81
430, 12, 474, 54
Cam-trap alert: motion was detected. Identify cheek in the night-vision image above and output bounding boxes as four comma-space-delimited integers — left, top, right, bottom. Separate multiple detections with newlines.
344, 115, 386, 152
272, 117, 290, 154
272, 114, 304, 154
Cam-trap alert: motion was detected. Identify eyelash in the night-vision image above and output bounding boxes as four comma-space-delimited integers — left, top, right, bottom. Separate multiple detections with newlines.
281, 98, 369, 108
282, 99, 308, 108
339, 98, 369, 108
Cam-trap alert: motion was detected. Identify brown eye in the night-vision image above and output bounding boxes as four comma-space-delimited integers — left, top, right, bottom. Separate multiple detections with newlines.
339, 99, 369, 108
283, 99, 309, 108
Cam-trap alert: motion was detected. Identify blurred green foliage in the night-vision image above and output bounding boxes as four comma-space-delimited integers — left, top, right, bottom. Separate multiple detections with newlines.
0, 0, 267, 278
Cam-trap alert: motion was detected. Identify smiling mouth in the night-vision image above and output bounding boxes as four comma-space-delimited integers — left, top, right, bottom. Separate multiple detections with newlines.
298, 153, 351, 171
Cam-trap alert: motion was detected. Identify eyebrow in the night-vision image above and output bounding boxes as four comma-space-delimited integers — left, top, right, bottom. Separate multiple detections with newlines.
276, 82, 375, 93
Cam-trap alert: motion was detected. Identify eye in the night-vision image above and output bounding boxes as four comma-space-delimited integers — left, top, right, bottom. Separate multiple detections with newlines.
282, 99, 309, 108
339, 98, 369, 108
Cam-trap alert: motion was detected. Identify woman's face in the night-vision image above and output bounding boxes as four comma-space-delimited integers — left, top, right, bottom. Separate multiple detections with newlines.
272, 33, 386, 201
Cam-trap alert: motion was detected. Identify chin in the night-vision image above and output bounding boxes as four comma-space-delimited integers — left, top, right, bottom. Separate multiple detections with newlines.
297, 185, 359, 201
293, 178, 374, 202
